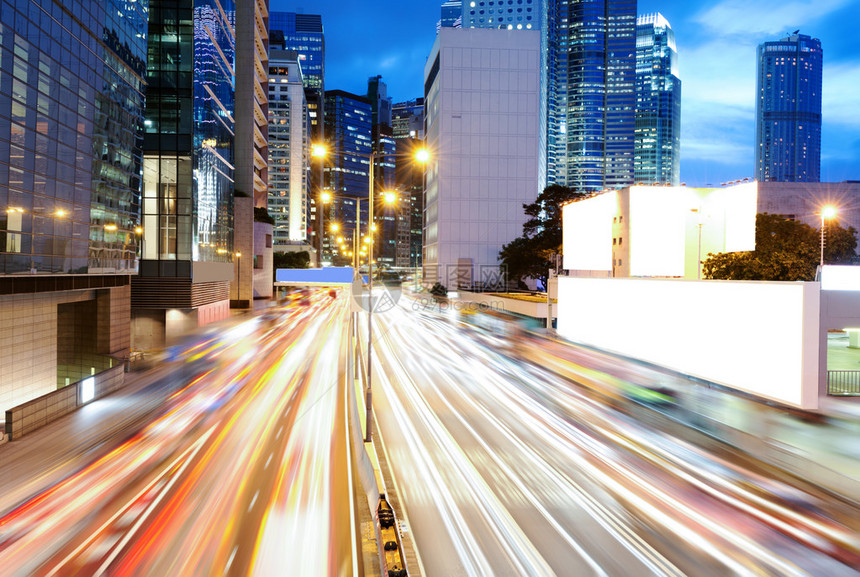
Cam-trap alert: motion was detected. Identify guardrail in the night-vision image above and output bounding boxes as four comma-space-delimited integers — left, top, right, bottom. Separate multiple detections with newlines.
827, 370, 860, 395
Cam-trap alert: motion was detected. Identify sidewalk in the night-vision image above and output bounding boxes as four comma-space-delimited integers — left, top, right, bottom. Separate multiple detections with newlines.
0, 361, 184, 516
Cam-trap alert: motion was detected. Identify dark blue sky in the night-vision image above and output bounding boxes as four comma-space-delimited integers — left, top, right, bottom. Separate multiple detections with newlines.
273, 0, 860, 186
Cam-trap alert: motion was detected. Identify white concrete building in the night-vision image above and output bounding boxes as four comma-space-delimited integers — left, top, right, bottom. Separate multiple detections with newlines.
423, 27, 541, 289
268, 50, 308, 246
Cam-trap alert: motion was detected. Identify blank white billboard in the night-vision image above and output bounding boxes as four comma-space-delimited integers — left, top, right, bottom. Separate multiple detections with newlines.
629, 187, 687, 277
556, 277, 820, 409
562, 191, 615, 272
821, 265, 860, 291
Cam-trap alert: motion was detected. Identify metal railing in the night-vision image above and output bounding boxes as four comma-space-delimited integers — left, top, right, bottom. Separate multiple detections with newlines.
827, 370, 860, 395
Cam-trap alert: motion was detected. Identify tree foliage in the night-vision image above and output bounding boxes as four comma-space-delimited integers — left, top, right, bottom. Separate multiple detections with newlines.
499, 185, 586, 286
703, 213, 857, 281
273, 250, 310, 271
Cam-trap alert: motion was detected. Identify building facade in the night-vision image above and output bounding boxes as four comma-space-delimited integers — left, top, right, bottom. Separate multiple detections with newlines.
755, 33, 822, 183
132, 0, 237, 348
0, 0, 148, 417
268, 51, 308, 247
439, 0, 463, 30
635, 13, 681, 186
235, 0, 271, 303
551, 0, 636, 191
392, 99, 425, 140
269, 12, 324, 141
323, 90, 372, 262
423, 28, 541, 289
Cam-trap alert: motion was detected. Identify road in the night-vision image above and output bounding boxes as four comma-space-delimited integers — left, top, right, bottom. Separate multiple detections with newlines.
367, 296, 860, 576
0, 292, 360, 576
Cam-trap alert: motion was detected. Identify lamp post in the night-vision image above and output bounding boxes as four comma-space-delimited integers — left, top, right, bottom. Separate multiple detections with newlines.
310, 142, 430, 442
235, 252, 242, 303
312, 144, 327, 266
821, 205, 837, 272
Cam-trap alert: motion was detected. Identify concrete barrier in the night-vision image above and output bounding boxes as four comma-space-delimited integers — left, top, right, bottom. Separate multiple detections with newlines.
5, 363, 125, 440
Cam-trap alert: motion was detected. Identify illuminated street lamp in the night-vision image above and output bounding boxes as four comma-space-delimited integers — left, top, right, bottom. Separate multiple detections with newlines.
821, 205, 838, 271
235, 252, 242, 303
309, 142, 430, 441
330, 222, 339, 233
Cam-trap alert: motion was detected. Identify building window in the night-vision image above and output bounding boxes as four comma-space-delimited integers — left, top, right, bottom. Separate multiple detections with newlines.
254, 255, 263, 269
265, 234, 272, 248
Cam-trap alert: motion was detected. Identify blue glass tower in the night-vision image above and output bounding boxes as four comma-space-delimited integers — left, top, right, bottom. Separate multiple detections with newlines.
323, 90, 372, 259
755, 33, 822, 183
553, 0, 637, 192
635, 13, 681, 185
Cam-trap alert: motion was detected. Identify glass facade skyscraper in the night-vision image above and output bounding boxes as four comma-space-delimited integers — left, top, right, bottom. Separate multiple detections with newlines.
323, 90, 372, 261
755, 33, 822, 183
553, 0, 636, 192
635, 13, 680, 185
0, 0, 148, 275
0, 0, 148, 416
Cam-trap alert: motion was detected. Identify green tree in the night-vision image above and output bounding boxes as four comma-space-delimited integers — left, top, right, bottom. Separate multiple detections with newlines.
499, 185, 585, 287
703, 213, 857, 281
273, 250, 310, 271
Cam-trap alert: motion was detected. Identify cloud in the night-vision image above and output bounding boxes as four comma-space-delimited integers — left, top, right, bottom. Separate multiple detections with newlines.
823, 60, 860, 129
693, 0, 853, 36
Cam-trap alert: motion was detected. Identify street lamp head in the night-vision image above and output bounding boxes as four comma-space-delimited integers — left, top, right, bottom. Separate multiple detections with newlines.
312, 144, 327, 158
363, 236, 371, 244
235, 252, 241, 258
414, 147, 431, 164
371, 224, 378, 232
321, 191, 331, 203
134, 226, 143, 235
822, 205, 838, 219
330, 222, 339, 232
383, 191, 397, 204
55, 209, 67, 218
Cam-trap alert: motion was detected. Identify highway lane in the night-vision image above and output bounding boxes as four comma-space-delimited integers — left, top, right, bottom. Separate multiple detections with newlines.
366, 299, 860, 576
0, 291, 359, 576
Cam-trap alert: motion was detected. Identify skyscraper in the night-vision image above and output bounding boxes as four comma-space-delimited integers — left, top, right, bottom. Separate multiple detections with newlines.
552, 0, 637, 192
755, 32, 822, 183
424, 28, 541, 288
269, 12, 325, 141
392, 100, 426, 268
234, 0, 271, 302
392, 99, 425, 140
323, 90, 372, 261
439, 1, 463, 31
635, 13, 681, 185
0, 0, 148, 418
268, 51, 308, 246
133, 0, 237, 346
461, 0, 549, 192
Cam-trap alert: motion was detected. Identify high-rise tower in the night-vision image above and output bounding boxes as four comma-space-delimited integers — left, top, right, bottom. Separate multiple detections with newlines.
552, 0, 637, 192
635, 13, 681, 185
755, 33, 822, 182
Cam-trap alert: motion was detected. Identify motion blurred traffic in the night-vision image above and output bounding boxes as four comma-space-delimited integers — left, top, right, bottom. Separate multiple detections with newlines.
1, 283, 859, 576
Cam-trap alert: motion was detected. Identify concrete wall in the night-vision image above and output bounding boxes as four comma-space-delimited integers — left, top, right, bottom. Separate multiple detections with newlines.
232, 196, 255, 308
458, 290, 547, 318
0, 286, 129, 420
5, 363, 124, 440
557, 276, 821, 409
254, 220, 274, 298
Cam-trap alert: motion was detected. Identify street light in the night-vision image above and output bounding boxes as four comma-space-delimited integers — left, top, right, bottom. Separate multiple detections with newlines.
821, 205, 838, 272
312, 144, 328, 266
330, 222, 339, 233
235, 252, 242, 303
309, 142, 430, 441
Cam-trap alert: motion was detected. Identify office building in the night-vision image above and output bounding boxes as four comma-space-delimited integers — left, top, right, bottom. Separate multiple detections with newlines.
552, 0, 637, 191
270, 12, 324, 261
395, 138, 427, 268
269, 12, 324, 141
424, 28, 541, 288
235, 0, 271, 302
635, 13, 681, 185
392, 99, 425, 140
268, 51, 309, 248
132, 0, 237, 347
463, 0, 548, 192
323, 90, 372, 262
0, 0, 148, 420
755, 33, 822, 183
